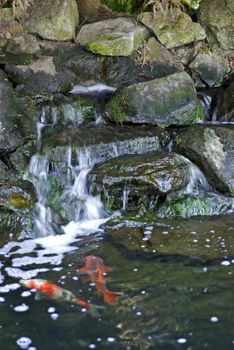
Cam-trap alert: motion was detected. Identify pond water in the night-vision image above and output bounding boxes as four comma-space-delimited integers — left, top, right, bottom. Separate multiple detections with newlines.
0, 87, 234, 350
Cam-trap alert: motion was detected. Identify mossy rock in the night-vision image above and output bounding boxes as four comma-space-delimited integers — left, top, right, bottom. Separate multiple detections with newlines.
156, 193, 234, 218
105, 72, 203, 127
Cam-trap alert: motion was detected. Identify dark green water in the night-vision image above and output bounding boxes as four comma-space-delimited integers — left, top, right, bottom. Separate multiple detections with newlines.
0, 215, 233, 350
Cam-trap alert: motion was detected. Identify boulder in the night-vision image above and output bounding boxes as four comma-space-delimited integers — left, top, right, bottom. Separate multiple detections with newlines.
4, 56, 77, 95
76, 17, 149, 56
198, 0, 234, 51
6, 33, 40, 56
189, 52, 230, 87
105, 71, 203, 126
88, 152, 192, 211
25, 0, 79, 41
138, 11, 206, 49
174, 125, 234, 196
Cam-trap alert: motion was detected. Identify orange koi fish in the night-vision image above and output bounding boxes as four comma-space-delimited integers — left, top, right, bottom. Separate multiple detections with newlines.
20, 279, 104, 317
77, 256, 123, 305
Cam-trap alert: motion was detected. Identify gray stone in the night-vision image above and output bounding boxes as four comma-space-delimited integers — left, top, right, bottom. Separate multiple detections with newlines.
89, 152, 191, 211
25, 0, 79, 41
138, 11, 206, 49
76, 17, 149, 56
189, 52, 230, 87
6, 33, 40, 56
198, 0, 234, 51
4, 56, 77, 95
105, 71, 203, 127
174, 125, 234, 196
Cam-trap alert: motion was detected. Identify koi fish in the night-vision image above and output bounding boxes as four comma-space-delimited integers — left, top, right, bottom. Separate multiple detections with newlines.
77, 256, 123, 305
20, 279, 104, 317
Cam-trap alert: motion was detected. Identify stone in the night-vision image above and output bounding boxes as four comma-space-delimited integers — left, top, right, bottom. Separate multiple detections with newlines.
138, 11, 206, 49
189, 52, 230, 87
0, 180, 36, 210
174, 125, 234, 196
76, 17, 149, 56
198, 0, 234, 51
6, 33, 40, 56
88, 152, 192, 211
156, 193, 234, 218
4, 56, 76, 95
105, 71, 203, 126
106, 215, 234, 262
25, 0, 79, 41
76, 0, 101, 19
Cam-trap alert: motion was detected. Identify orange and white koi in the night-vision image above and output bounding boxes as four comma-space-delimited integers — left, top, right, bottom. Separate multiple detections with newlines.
20, 279, 104, 317
77, 255, 124, 305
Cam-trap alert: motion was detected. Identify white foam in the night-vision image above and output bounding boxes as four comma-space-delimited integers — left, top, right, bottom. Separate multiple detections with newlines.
70, 83, 117, 95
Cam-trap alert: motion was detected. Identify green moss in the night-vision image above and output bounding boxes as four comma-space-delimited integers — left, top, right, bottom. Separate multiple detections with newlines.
107, 98, 128, 124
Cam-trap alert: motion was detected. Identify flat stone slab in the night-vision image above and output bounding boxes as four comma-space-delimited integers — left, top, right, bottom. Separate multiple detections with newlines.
76, 17, 149, 56
138, 11, 206, 48
105, 71, 202, 127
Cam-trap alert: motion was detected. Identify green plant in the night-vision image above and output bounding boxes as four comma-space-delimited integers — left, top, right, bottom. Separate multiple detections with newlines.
143, 0, 201, 15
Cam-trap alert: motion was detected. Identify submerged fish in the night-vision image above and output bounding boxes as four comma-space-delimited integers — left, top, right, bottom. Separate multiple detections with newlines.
77, 255, 124, 304
20, 279, 104, 317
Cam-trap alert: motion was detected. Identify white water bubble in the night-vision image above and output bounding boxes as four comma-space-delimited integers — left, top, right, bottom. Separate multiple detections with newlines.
177, 338, 187, 344
48, 307, 56, 314
133, 268, 138, 272
72, 276, 78, 281
221, 261, 231, 266
16, 337, 32, 349
107, 337, 115, 343
162, 231, 168, 235
0, 297, 5, 302
14, 303, 29, 312
210, 316, 219, 323
21, 291, 32, 298
50, 313, 59, 320
89, 344, 96, 349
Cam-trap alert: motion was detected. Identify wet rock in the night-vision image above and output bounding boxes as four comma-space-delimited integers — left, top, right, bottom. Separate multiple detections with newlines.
138, 11, 206, 49
189, 52, 230, 87
105, 71, 203, 126
0, 180, 35, 234
157, 193, 234, 218
42, 124, 169, 164
76, 17, 149, 56
4, 56, 77, 95
106, 215, 234, 262
198, 0, 234, 51
37, 95, 97, 126
25, 0, 79, 41
0, 180, 36, 210
217, 80, 234, 122
88, 152, 191, 211
174, 125, 234, 196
